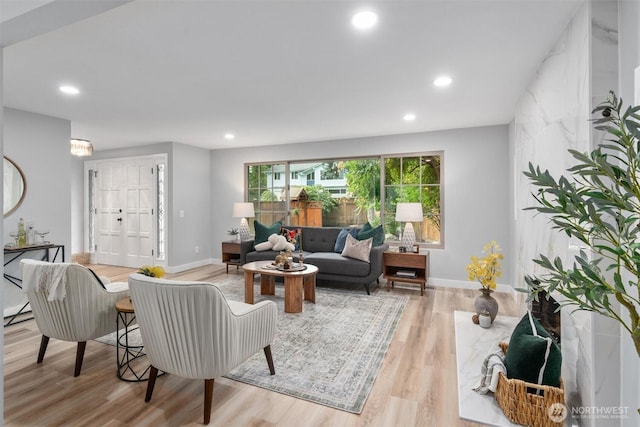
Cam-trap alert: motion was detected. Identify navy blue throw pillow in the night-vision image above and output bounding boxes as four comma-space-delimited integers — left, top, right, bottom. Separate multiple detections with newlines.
334, 227, 357, 253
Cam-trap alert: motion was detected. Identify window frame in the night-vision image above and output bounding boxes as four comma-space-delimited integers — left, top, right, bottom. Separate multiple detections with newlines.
381, 151, 444, 249
245, 150, 444, 249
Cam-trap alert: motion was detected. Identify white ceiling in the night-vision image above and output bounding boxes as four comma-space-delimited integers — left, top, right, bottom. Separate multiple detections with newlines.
3, 0, 582, 152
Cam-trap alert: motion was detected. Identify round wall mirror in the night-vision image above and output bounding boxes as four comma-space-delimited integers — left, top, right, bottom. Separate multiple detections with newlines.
4, 157, 27, 217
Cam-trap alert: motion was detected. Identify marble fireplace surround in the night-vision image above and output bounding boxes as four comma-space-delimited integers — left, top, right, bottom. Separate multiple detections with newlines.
511, 1, 621, 423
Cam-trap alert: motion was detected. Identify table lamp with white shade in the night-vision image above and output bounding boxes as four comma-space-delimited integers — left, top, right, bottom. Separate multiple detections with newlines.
395, 202, 423, 249
232, 202, 255, 241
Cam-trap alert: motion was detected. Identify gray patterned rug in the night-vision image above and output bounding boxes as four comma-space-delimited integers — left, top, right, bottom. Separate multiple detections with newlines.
98, 274, 408, 413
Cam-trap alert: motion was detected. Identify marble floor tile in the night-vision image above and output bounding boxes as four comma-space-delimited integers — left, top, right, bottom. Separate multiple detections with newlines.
454, 310, 520, 427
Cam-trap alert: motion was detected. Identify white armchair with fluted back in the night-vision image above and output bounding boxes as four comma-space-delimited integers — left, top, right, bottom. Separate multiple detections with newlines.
128, 273, 277, 425
19, 259, 130, 377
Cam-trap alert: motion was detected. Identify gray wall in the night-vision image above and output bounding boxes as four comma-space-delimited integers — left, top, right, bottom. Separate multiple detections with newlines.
3, 107, 72, 314
210, 125, 511, 285
70, 155, 84, 254
1, 47, 4, 419
170, 142, 212, 266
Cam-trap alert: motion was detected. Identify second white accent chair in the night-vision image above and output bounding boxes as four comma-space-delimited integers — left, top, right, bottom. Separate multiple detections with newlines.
128, 273, 277, 425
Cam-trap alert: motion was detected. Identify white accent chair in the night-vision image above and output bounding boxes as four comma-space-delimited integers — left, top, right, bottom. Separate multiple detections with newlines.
19, 259, 130, 376
128, 273, 277, 425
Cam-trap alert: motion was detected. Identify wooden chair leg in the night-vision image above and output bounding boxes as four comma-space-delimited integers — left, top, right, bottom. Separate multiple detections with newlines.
145, 366, 159, 402
264, 345, 275, 375
37, 335, 50, 364
204, 379, 214, 425
74, 341, 87, 377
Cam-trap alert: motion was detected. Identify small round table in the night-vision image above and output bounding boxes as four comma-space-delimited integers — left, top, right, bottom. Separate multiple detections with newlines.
115, 297, 154, 382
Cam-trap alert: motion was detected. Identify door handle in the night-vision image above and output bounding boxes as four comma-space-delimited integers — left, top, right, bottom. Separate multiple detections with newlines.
117, 218, 122, 222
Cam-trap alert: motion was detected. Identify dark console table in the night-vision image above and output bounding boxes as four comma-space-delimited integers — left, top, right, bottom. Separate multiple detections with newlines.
3, 244, 65, 327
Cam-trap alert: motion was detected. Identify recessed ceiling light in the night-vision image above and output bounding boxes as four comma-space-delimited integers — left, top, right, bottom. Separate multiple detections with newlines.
224, 133, 235, 140
433, 76, 452, 87
351, 11, 378, 30
403, 113, 416, 122
59, 85, 80, 95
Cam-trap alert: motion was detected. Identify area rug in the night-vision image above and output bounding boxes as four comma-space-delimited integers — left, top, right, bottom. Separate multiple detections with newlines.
97, 275, 407, 413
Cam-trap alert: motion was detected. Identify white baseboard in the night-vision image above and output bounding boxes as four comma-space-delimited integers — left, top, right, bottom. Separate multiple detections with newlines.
164, 258, 215, 274
165, 262, 517, 301
428, 278, 517, 297
4, 303, 31, 318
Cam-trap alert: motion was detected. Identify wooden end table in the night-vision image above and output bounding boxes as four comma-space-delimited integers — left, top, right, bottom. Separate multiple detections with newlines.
242, 261, 318, 313
382, 250, 430, 296
222, 240, 241, 273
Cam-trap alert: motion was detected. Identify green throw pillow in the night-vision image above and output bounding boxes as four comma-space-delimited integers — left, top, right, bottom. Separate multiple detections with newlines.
359, 222, 372, 234
254, 220, 282, 246
505, 311, 562, 387
357, 222, 385, 247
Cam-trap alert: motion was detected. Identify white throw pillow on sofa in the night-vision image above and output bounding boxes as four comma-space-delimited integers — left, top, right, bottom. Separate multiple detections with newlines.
341, 233, 372, 263
255, 241, 273, 251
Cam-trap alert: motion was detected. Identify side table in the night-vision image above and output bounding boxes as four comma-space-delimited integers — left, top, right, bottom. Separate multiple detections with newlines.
4, 244, 65, 327
115, 297, 157, 382
382, 250, 430, 296
222, 240, 241, 273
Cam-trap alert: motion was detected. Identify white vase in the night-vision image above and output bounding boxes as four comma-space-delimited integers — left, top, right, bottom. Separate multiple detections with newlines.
479, 313, 492, 328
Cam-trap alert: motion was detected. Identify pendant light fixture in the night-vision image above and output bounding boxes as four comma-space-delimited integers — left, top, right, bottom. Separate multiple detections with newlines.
70, 138, 93, 156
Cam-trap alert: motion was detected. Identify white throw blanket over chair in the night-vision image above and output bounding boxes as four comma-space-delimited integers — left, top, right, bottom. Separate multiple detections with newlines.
20, 259, 130, 376
128, 273, 277, 425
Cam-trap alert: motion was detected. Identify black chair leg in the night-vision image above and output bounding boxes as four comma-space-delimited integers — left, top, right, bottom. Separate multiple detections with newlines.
37, 335, 50, 364
264, 345, 275, 375
204, 378, 214, 425
145, 366, 159, 402
74, 341, 87, 377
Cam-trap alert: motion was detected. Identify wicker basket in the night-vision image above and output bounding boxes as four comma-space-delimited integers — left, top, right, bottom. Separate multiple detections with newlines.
495, 342, 565, 427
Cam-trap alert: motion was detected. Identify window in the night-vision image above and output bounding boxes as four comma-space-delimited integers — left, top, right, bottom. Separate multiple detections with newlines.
245, 151, 442, 247
383, 154, 441, 246
247, 163, 287, 232
157, 163, 166, 260
88, 169, 96, 251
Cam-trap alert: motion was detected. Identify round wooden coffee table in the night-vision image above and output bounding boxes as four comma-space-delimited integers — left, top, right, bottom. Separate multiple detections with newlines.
242, 261, 318, 313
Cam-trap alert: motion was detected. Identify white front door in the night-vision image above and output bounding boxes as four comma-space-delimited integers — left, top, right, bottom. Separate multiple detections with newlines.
124, 160, 155, 267
95, 157, 157, 267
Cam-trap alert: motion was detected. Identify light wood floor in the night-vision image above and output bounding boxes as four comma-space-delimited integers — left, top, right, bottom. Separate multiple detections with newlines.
3, 264, 520, 426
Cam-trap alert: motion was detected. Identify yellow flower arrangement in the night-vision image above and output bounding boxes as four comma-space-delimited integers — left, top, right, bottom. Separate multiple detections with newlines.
466, 241, 503, 290
138, 265, 165, 278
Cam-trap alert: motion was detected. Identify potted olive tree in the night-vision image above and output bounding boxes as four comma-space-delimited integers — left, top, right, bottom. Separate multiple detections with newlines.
524, 91, 640, 357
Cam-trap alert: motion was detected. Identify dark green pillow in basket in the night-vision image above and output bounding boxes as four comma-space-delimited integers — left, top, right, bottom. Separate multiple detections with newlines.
505, 311, 562, 388
254, 220, 282, 246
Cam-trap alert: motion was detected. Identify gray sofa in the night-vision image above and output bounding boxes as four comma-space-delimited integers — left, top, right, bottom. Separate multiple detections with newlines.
240, 226, 388, 295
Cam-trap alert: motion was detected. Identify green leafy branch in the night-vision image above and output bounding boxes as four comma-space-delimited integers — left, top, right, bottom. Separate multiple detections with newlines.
523, 91, 640, 357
